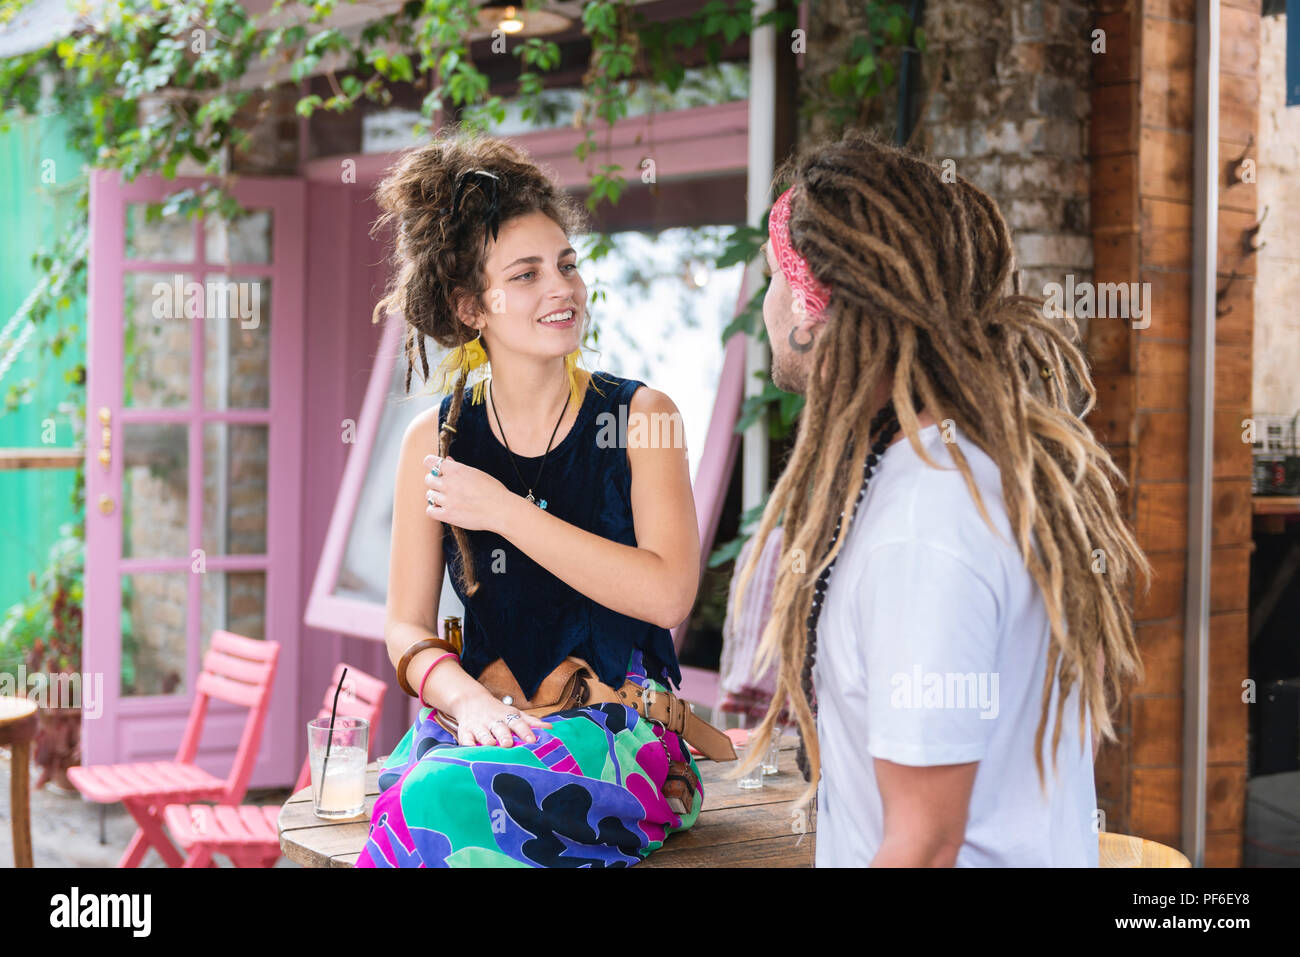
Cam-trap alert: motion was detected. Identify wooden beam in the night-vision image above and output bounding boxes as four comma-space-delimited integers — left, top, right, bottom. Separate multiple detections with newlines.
0, 448, 82, 471
1252, 496, 1300, 516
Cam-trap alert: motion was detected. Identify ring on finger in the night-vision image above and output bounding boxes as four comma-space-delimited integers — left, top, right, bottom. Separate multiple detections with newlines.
503, 713, 522, 723
427, 490, 437, 508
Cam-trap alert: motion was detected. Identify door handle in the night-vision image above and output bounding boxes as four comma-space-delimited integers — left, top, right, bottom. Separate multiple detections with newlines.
97, 494, 115, 515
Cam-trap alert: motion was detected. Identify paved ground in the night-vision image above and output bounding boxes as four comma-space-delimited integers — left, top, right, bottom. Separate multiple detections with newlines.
0, 747, 300, 868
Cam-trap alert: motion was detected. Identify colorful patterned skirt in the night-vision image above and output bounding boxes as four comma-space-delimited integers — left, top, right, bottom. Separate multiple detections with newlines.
356, 650, 703, 867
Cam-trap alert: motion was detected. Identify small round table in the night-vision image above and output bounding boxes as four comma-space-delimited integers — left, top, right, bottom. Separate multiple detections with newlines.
0, 696, 38, 868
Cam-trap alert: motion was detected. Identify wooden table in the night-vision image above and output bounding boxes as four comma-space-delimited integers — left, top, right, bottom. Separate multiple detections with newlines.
1254, 495, 1300, 535
279, 731, 815, 867
0, 696, 38, 868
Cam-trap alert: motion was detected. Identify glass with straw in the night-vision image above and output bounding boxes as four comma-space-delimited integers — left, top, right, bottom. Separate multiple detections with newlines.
309, 668, 369, 820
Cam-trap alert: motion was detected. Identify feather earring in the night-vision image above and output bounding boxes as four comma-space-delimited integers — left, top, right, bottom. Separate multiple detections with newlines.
564, 349, 586, 410
430, 334, 490, 402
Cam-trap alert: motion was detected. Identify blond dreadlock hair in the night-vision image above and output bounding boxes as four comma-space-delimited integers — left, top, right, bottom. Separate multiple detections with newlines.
369, 124, 591, 596
732, 129, 1150, 810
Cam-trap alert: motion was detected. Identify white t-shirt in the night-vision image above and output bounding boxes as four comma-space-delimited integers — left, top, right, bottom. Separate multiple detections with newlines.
813, 422, 1098, 867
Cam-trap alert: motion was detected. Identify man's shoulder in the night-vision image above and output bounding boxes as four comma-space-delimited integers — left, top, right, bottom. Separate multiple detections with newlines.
861, 426, 1015, 562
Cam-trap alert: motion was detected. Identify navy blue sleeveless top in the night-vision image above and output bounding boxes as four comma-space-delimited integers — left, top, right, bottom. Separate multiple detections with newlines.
438, 371, 682, 700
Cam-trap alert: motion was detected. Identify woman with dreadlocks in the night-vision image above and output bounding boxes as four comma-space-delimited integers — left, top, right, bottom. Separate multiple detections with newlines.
734, 129, 1150, 866
355, 126, 731, 867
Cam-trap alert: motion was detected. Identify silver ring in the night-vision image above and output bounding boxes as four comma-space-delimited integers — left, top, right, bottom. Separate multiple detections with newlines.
429, 456, 443, 477
427, 490, 437, 507
503, 712, 522, 723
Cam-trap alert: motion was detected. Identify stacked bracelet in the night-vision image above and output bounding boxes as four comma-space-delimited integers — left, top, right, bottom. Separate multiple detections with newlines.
396, 637, 460, 697
418, 652, 460, 708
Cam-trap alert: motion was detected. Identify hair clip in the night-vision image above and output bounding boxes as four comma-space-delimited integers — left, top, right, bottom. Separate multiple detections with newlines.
438, 168, 502, 251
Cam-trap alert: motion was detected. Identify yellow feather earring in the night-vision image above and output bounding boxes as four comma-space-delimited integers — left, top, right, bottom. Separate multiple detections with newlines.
564, 349, 586, 410
431, 334, 490, 404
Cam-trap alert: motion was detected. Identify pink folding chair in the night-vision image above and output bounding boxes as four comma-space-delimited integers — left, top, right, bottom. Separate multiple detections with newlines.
68, 631, 280, 868
162, 663, 387, 867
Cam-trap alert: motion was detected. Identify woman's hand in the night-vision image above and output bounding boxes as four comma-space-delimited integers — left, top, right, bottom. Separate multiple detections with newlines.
452, 688, 553, 747
423, 454, 513, 533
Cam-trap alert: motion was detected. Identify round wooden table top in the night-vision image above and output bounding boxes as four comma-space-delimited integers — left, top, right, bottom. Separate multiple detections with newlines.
0, 696, 37, 727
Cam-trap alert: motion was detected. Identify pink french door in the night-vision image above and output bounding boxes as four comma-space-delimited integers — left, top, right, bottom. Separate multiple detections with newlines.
83, 169, 304, 786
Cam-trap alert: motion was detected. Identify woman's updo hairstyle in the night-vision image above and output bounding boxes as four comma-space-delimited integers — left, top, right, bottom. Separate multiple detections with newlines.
371, 123, 589, 390
370, 125, 589, 594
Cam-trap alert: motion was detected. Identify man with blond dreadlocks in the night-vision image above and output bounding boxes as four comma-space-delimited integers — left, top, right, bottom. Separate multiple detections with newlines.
732, 130, 1149, 867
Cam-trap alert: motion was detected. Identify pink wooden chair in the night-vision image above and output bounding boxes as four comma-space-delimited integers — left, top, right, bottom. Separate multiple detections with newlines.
162, 663, 387, 867
68, 631, 280, 868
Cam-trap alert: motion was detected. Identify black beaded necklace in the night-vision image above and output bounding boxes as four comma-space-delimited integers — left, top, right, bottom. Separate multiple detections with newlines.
796, 399, 902, 782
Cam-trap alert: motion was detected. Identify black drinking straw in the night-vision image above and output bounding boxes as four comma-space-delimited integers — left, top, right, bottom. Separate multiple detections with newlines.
318, 667, 349, 804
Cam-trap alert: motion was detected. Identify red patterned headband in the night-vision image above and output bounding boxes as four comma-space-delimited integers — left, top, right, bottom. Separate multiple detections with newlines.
769, 185, 832, 322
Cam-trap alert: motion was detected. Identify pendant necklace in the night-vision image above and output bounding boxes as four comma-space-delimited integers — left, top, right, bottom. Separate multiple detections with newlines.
488, 378, 570, 510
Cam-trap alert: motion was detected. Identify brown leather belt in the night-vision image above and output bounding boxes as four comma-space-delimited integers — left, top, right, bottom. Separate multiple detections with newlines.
432, 655, 737, 763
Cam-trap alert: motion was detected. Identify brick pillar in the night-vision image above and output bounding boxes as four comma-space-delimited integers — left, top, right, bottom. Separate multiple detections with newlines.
918, 0, 1094, 328
1089, 0, 1255, 866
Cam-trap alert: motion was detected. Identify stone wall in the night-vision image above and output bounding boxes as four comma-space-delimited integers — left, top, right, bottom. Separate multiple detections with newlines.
917, 0, 1094, 322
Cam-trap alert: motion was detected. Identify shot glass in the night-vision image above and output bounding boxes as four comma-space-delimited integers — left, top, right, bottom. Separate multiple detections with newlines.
735, 740, 764, 790
763, 723, 784, 775
308, 716, 369, 820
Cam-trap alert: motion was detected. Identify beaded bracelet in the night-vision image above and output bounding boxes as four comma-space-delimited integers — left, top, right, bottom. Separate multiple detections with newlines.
418, 652, 460, 708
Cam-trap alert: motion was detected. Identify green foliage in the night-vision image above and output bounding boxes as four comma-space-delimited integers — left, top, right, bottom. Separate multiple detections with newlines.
0, 523, 84, 676
706, 499, 769, 569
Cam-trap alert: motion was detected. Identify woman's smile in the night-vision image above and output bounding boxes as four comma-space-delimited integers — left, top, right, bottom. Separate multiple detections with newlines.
536, 306, 577, 328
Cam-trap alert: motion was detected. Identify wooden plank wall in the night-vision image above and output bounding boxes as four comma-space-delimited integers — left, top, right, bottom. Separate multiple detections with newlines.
1088, 0, 1257, 866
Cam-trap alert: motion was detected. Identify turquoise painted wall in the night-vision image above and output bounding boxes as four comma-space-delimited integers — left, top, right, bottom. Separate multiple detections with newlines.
0, 109, 87, 611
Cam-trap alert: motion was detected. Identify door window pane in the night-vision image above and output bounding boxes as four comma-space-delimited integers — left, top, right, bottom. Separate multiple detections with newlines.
202, 423, 268, 556
122, 423, 188, 559
125, 202, 195, 261
121, 572, 187, 696
123, 272, 192, 408
203, 276, 271, 408
200, 571, 266, 656
204, 209, 273, 266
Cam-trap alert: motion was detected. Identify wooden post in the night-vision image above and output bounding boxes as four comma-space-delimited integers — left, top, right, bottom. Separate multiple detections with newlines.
1089, 0, 1257, 866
